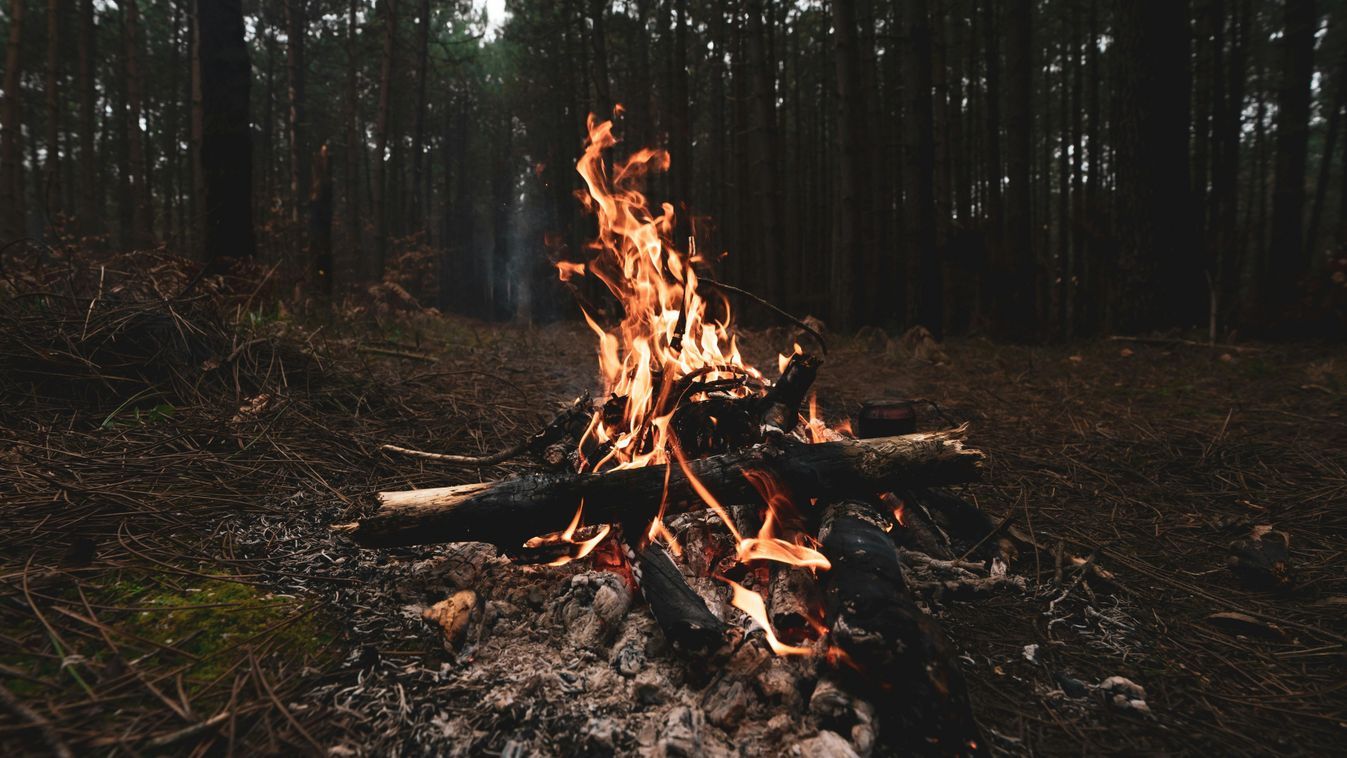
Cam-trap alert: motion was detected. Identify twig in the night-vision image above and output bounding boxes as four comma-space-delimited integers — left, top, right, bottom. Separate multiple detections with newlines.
356, 345, 437, 362
380, 392, 593, 466
698, 276, 828, 355
957, 511, 1019, 563
144, 710, 231, 750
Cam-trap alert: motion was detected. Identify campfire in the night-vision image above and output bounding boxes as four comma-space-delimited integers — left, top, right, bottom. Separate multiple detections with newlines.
338, 115, 1002, 755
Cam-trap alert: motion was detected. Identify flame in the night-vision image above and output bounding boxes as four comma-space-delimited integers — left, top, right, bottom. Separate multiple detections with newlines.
737, 469, 831, 571
566, 114, 765, 473
722, 577, 814, 657
522, 499, 612, 566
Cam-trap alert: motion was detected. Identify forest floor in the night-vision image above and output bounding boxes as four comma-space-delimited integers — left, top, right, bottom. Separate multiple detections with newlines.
1, 254, 1345, 756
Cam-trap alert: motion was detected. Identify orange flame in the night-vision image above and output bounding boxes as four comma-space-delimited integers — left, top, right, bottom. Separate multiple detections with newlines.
722, 577, 814, 657
567, 114, 765, 473
522, 499, 612, 567
737, 469, 831, 571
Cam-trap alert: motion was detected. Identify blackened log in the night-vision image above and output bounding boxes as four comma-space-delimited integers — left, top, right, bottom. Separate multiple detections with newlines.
819, 499, 983, 755
637, 543, 729, 653
337, 428, 983, 549
758, 351, 821, 433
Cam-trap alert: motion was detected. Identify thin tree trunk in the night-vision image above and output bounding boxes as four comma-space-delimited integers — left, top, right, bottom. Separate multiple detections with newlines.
43, 0, 61, 229
344, 0, 360, 265
371, 0, 398, 280
588, 0, 612, 117
286, 0, 308, 225
124, 0, 151, 246
905, 0, 940, 336
410, 0, 430, 235
831, 0, 866, 331
1306, 14, 1347, 261
198, 0, 256, 265
746, 0, 783, 305
1266, 0, 1316, 317
77, 0, 98, 236
999, 0, 1034, 338
1, 0, 27, 242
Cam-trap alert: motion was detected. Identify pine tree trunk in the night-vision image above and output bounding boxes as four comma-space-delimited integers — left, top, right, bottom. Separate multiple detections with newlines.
371, 0, 397, 280
198, 0, 256, 264
905, 0, 941, 337
124, 0, 151, 246
1, 0, 27, 242
286, 0, 308, 225
43, 0, 61, 228
77, 0, 98, 236
745, 0, 783, 305
831, 0, 866, 331
1266, 0, 1316, 318
998, 0, 1034, 338
588, 0, 612, 117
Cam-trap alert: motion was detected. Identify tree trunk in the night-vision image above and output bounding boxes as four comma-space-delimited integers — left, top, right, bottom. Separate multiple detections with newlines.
905, 0, 941, 337
43, 0, 61, 229
344, 0, 360, 266
309, 144, 333, 296
286, 0, 308, 225
1306, 12, 1347, 262
371, 0, 397, 280
1, 0, 27, 243
1265, 0, 1316, 318
124, 0, 151, 246
745, 0, 783, 306
1113, 1, 1196, 332
587, 0, 612, 117
830, 0, 867, 331
198, 0, 256, 265
189, 0, 205, 258
995, 0, 1034, 339
77, 0, 98, 236
410, 0, 430, 235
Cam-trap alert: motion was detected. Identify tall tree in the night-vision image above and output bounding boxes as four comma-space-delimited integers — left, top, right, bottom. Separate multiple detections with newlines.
371, 0, 398, 279
745, 0, 783, 303
410, 0, 430, 233
44, 0, 61, 227
831, 0, 867, 331
905, 0, 941, 335
1265, 0, 1316, 317
1, 0, 26, 242
286, 0, 308, 224
124, 0, 152, 246
198, 0, 256, 264
997, 0, 1035, 337
1113, 0, 1196, 331
77, 0, 98, 235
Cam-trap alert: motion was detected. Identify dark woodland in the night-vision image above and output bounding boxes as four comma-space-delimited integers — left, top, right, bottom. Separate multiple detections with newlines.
1, 1, 1346, 756
2, 0, 1346, 336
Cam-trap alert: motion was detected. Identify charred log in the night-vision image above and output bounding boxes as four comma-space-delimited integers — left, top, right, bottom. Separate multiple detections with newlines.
819, 499, 984, 755
637, 543, 730, 653
337, 428, 984, 549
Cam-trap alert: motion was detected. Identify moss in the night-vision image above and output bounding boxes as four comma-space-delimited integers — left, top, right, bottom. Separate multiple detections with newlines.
1, 569, 335, 709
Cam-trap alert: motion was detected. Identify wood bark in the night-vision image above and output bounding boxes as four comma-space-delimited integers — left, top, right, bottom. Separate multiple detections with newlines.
286, 0, 308, 224
371, 0, 397, 280
1, 0, 26, 242
124, 0, 151, 246
905, 0, 941, 337
43, 0, 61, 226
198, 0, 255, 264
339, 428, 984, 549
997, 0, 1034, 339
1266, 0, 1316, 316
830, 0, 866, 331
819, 499, 983, 754
77, 0, 97, 235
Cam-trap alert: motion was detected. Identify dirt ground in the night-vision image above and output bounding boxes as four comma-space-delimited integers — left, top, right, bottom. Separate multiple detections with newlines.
2, 258, 1345, 756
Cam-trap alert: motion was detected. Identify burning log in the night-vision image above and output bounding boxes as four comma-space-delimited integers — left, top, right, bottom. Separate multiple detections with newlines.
336, 427, 984, 549
819, 499, 984, 755
637, 543, 730, 653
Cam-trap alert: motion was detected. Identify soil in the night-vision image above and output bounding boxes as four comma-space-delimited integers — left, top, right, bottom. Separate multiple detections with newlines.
2, 256, 1345, 756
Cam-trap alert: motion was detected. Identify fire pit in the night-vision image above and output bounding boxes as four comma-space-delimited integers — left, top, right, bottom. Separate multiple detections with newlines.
338, 116, 1009, 755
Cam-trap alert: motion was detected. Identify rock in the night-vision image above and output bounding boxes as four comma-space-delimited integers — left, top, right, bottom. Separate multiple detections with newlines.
791, 730, 859, 758
422, 590, 477, 651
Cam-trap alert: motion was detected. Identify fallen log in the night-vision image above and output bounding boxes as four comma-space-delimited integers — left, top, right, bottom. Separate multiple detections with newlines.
819, 499, 984, 755
335, 427, 984, 549
637, 543, 730, 653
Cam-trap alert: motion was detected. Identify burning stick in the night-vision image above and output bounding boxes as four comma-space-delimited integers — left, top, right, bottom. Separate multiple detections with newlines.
336, 427, 984, 549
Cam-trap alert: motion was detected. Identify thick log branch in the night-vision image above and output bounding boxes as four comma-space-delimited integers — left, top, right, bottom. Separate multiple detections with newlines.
336, 427, 984, 549
819, 499, 984, 755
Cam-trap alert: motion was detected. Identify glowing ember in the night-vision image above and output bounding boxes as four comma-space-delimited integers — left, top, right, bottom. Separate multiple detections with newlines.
522, 499, 612, 566
722, 577, 814, 657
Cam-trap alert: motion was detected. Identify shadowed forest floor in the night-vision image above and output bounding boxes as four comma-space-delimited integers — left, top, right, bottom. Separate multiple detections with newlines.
1, 256, 1345, 755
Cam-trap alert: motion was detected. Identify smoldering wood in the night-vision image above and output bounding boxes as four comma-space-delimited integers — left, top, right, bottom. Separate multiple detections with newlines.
637, 543, 729, 653
819, 499, 984, 755
768, 566, 820, 644
337, 427, 984, 549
